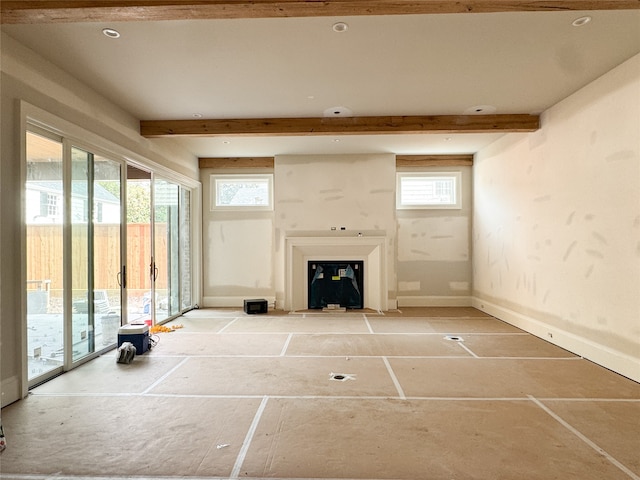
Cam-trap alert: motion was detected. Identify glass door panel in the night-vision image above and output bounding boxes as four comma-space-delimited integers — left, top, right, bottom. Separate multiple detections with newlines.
93, 155, 122, 346
153, 179, 179, 322
169, 187, 180, 317
70, 147, 92, 361
126, 166, 152, 324
70, 147, 123, 361
180, 187, 192, 311
26, 131, 64, 382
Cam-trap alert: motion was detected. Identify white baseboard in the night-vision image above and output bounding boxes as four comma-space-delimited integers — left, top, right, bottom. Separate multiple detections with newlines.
472, 297, 640, 383
1, 375, 22, 408
203, 296, 276, 308
398, 296, 472, 307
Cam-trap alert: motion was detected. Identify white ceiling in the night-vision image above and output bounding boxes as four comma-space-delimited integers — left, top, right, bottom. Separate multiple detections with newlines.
3, 9, 639, 158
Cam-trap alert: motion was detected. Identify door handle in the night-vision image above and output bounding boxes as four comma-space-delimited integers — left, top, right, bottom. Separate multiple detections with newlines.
117, 265, 127, 288
150, 259, 158, 282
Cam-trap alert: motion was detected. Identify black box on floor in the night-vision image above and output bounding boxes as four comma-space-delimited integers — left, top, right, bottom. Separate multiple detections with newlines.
244, 299, 268, 314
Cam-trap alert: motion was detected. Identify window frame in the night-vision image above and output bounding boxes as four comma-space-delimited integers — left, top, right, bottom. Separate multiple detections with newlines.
396, 171, 462, 210
210, 174, 274, 211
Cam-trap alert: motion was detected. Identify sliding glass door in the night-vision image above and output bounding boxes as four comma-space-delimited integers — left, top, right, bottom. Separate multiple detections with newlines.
126, 166, 153, 324
126, 171, 193, 324
127, 174, 192, 325
154, 179, 186, 322
70, 146, 122, 363
26, 134, 124, 384
180, 187, 192, 311
25, 125, 195, 387
26, 131, 64, 382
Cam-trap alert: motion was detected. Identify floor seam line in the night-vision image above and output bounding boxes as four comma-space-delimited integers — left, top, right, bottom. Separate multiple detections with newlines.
279, 333, 293, 356
175, 332, 532, 336
141, 356, 189, 394
217, 317, 240, 333
0, 475, 396, 480
528, 395, 640, 480
146, 354, 582, 360
26, 392, 640, 401
382, 356, 406, 399
457, 342, 479, 358
177, 332, 379, 335
231, 396, 269, 478
363, 315, 374, 334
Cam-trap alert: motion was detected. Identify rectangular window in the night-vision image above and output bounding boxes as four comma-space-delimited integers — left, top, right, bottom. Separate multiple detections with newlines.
396, 172, 462, 209
211, 174, 273, 211
46, 194, 59, 217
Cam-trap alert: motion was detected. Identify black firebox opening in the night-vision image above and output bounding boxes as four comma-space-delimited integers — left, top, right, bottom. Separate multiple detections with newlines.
308, 261, 364, 309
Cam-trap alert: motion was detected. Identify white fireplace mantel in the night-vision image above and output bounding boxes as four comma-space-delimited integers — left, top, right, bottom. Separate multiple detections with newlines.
284, 234, 388, 312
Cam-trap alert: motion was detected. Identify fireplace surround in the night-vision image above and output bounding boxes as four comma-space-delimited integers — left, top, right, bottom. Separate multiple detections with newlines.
284, 231, 387, 312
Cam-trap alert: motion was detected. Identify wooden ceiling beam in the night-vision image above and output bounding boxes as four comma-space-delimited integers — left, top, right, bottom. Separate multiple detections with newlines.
2, 1, 638, 24
141, 114, 539, 138
396, 155, 474, 167
199, 157, 275, 168
176, 126, 495, 170
198, 155, 473, 168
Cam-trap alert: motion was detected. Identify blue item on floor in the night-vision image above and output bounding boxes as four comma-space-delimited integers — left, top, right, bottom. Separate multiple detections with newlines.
117, 324, 149, 355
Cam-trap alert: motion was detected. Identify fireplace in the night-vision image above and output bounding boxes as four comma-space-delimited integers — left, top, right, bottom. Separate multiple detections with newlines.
284, 232, 387, 312
308, 261, 364, 309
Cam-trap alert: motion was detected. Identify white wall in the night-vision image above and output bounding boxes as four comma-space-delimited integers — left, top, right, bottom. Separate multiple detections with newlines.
397, 165, 472, 306
1, 33, 199, 406
202, 154, 475, 311
201, 167, 276, 306
201, 154, 399, 308
473, 53, 640, 382
274, 154, 397, 309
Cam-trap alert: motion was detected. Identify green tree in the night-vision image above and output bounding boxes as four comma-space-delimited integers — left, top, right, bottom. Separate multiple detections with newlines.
98, 180, 166, 223
126, 183, 151, 223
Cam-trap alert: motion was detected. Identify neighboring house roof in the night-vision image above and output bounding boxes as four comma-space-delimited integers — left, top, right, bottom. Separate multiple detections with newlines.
27, 181, 120, 205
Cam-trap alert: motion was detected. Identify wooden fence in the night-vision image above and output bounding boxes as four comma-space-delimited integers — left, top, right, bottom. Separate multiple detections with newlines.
26, 223, 168, 292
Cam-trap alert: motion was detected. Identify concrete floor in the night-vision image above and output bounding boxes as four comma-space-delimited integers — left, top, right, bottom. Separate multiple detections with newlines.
1, 307, 639, 479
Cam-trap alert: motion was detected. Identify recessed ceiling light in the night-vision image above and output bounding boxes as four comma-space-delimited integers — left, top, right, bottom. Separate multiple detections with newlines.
323, 106, 353, 117
192, 113, 203, 118
102, 28, 121, 39
333, 139, 341, 142
222, 141, 231, 144
465, 104, 497, 115
572, 16, 592, 27
332, 22, 348, 33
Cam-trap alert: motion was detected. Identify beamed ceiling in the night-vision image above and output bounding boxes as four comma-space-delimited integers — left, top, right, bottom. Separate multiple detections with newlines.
2, 1, 639, 161
2, 1, 639, 23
